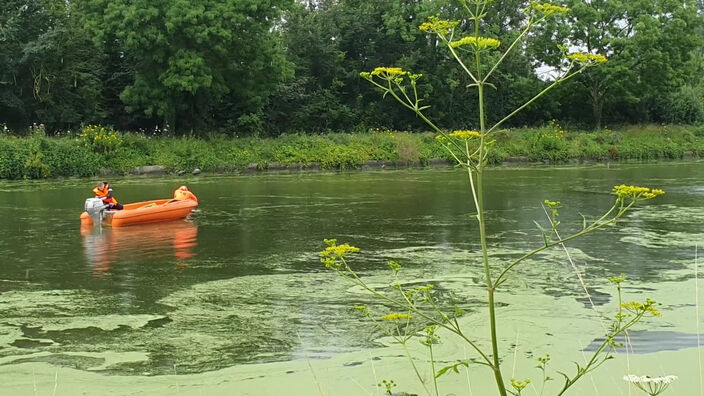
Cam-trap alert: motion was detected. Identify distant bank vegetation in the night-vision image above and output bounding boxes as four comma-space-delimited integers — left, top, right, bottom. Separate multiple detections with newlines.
0, 124, 702, 180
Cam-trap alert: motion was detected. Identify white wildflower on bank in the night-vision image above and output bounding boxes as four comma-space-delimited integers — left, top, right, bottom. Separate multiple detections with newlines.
624, 374, 678, 395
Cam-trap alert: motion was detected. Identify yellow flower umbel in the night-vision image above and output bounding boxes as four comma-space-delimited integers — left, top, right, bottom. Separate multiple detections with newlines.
612, 185, 665, 200
529, 2, 570, 15
320, 239, 360, 270
380, 313, 412, 321
361, 67, 410, 82
544, 200, 561, 209
621, 298, 662, 317
510, 378, 532, 393
435, 134, 448, 143
371, 67, 407, 77
419, 16, 459, 35
450, 36, 501, 50
449, 130, 482, 140
568, 53, 608, 64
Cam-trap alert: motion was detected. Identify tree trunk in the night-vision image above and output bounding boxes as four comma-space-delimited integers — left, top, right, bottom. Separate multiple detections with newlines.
165, 104, 175, 135
591, 83, 603, 130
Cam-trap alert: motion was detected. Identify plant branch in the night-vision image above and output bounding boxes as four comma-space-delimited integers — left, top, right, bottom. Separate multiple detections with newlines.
557, 310, 648, 395
338, 258, 495, 367
401, 341, 433, 396
483, 16, 545, 82
487, 65, 585, 135
495, 201, 635, 286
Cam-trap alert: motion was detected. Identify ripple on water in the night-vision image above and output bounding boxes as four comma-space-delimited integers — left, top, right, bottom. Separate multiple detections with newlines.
618, 204, 704, 249
584, 330, 704, 354
630, 204, 704, 223
620, 228, 702, 249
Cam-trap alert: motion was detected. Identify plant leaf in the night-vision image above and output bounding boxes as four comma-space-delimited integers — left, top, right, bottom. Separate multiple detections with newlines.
435, 361, 470, 379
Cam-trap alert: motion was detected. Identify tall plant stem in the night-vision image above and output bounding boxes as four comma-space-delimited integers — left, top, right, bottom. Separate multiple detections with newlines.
472, 6, 507, 394
478, 162, 508, 390
696, 244, 703, 395
429, 342, 439, 396
466, 162, 480, 217
476, 114, 505, 395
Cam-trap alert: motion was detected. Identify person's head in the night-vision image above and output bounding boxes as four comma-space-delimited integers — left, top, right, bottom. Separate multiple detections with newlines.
178, 185, 189, 191
97, 182, 106, 189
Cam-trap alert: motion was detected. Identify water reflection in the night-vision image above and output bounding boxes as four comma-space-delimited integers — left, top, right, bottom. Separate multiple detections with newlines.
81, 222, 198, 275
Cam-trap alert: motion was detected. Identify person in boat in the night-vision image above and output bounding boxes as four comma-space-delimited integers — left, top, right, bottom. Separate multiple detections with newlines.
173, 185, 198, 203
93, 181, 123, 210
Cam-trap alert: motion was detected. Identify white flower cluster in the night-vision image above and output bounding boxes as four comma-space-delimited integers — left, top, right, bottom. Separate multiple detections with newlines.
623, 375, 678, 384
624, 374, 678, 396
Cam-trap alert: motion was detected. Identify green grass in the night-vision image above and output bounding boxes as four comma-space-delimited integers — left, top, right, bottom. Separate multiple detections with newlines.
0, 125, 702, 179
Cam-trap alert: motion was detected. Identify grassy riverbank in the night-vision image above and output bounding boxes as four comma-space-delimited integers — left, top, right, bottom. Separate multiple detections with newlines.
1, 124, 703, 179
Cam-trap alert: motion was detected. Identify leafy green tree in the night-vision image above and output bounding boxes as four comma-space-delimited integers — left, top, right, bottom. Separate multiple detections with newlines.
274, 0, 556, 133
531, 0, 703, 129
264, 1, 357, 134
316, 0, 439, 130
82, 0, 293, 134
0, 0, 102, 131
0, 0, 37, 128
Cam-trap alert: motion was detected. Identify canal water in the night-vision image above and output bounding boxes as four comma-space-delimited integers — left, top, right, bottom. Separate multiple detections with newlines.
0, 162, 702, 394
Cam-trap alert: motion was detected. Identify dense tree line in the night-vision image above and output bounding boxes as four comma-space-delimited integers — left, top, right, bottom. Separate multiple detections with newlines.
0, 0, 702, 135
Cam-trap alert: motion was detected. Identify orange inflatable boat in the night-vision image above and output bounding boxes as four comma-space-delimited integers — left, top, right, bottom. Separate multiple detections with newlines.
80, 198, 198, 227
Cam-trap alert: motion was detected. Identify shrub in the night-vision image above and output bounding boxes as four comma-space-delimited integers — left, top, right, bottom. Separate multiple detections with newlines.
525, 122, 569, 161
42, 139, 101, 177
24, 152, 51, 179
81, 125, 123, 153
0, 139, 27, 179
394, 132, 421, 163
665, 85, 704, 124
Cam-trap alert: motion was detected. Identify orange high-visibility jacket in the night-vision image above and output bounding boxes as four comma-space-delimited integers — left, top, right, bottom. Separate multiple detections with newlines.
93, 184, 118, 205
173, 188, 198, 203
